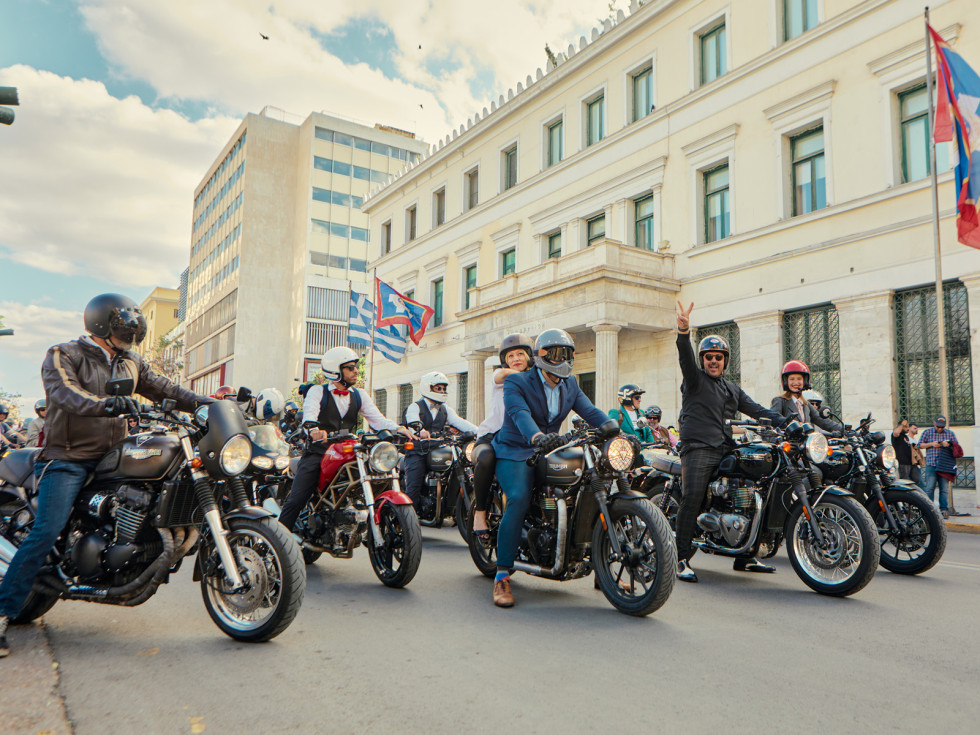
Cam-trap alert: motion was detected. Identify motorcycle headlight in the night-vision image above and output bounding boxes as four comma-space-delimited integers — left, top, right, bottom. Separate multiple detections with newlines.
604, 436, 635, 472
220, 434, 252, 475
274, 455, 290, 471
369, 442, 399, 473
464, 441, 476, 464
251, 455, 273, 471
877, 444, 898, 471
805, 432, 829, 464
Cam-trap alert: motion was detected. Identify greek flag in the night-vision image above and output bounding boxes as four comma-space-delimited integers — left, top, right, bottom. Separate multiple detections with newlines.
348, 290, 407, 363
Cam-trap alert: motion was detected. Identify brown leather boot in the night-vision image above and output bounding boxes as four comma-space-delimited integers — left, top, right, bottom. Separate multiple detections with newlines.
492, 577, 514, 607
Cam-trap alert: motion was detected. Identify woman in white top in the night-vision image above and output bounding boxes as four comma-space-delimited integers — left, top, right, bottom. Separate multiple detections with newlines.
471, 334, 534, 537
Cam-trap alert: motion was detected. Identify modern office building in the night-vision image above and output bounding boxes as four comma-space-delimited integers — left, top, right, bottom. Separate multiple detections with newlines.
362, 0, 980, 485
184, 109, 427, 396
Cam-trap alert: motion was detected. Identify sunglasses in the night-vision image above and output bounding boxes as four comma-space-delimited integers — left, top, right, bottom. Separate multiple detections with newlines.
632, 395, 643, 400
431, 385, 448, 393
703, 353, 725, 362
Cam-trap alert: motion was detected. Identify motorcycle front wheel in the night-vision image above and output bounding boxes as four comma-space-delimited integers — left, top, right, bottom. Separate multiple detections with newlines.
592, 498, 677, 617
786, 495, 879, 597
367, 503, 422, 588
874, 489, 946, 575
200, 517, 306, 642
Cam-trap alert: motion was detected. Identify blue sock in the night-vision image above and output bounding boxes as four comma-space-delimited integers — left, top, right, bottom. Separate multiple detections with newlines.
494, 569, 510, 583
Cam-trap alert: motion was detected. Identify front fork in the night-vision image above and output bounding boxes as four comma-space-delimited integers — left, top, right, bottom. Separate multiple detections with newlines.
592, 474, 623, 558
857, 448, 900, 533
357, 455, 384, 547
785, 462, 826, 547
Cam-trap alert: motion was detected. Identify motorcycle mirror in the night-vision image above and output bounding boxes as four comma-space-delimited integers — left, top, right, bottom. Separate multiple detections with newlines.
236, 386, 253, 403
105, 377, 135, 396
161, 398, 177, 413
818, 406, 832, 419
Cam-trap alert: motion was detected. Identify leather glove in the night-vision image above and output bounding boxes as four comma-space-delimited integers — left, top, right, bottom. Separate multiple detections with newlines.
105, 396, 139, 417
533, 433, 564, 453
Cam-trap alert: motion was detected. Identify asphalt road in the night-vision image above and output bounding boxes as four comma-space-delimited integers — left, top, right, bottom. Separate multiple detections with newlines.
8, 528, 980, 734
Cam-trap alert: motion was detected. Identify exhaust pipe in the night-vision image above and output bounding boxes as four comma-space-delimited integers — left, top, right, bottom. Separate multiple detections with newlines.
512, 498, 568, 578
692, 492, 763, 556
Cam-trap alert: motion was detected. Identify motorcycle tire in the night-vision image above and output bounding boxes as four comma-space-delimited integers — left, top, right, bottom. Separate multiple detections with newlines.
455, 494, 469, 542
874, 489, 946, 575
467, 494, 501, 578
592, 498, 677, 617
785, 495, 879, 597
648, 491, 679, 533
302, 547, 323, 565
8, 588, 59, 624
200, 517, 306, 642
367, 502, 422, 588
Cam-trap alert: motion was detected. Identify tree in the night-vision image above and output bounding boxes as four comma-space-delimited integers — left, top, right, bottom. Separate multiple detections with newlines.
0, 314, 13, 337
146, 335, 184, 384
0, 387, 23, 423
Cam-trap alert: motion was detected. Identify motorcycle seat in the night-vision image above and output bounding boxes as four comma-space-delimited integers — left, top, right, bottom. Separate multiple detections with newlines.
647, 453, 681, 477
0, 448, 41, 487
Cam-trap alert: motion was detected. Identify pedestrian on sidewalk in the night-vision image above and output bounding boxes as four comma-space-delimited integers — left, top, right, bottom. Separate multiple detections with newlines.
908, 424, 925, 487
891, 419, 919, 487
918, 416, 964, 519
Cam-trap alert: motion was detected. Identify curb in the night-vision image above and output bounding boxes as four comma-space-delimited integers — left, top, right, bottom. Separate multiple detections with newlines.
946, 522, 980, 535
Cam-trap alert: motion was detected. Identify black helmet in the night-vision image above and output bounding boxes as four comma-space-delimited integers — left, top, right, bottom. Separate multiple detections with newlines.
533, 328, 575, 380
84, 293, 147, 350
697, 335, 730, 370
34, 398, 47, 415
0, 403, 8, 416
284, 400, 300, 416
644, 405, 662, 420
618, 384, 645, 406
498, 333, 533, 366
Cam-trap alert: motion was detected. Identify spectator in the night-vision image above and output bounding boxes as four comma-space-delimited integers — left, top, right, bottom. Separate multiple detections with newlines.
918, 415, 961, 519
891, 419, 918, 486
908, 424, 925, 487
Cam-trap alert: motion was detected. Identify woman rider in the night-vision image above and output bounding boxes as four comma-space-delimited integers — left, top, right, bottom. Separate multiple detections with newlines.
470, 334, 534, 538
770, 360, 841, 434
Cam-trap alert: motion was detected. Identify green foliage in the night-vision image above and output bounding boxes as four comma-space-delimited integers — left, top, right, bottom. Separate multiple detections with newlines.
0, 386, 23, 422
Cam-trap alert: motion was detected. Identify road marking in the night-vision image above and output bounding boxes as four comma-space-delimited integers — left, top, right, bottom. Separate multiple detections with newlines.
939, 560, 980, 571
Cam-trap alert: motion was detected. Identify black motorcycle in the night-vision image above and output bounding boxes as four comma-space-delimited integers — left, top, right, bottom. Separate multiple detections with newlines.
469, 426, 676, 617
0, 380, 305, 642
818, 410, 946, 575
653, 418, 880, 597
414, 432, 476, 540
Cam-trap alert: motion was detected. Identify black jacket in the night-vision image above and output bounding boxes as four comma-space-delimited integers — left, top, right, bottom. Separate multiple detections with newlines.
770, 395, 841, 434
676, 332, 785, 451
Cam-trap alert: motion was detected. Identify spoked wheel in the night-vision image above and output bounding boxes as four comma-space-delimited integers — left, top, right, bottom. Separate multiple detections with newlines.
592, 498, 677, 617
649, 490, 679, 533
1, 516, 60, 623
467, 490, 502, 578
786, 496, 879, 597
200, 518, 306, 642
296, 500, 322, 565
874, 489, 946, 575
367, 502, 421, 588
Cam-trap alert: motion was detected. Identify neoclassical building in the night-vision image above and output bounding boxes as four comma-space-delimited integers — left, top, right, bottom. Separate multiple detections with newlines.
362, 0, 980, 488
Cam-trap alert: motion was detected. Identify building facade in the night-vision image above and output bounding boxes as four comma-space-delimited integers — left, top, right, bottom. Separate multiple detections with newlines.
362, 0, 980, 486
135, 286, 180, 362
185, 109, 427, 396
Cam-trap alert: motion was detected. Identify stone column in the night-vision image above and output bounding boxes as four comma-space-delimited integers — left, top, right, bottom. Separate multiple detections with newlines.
464, 352, 492, 426
733, 311, 782, 405
833, 291, 895, 423
956, 275, 980, 509
590, 323, 623, 412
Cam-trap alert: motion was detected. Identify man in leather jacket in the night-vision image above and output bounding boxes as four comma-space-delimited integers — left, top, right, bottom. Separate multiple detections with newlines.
0, 294, 210, 658
674, 302, 788, 584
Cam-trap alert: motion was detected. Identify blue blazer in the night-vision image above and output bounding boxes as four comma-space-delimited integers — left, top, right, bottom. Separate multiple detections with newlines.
492, 369, 610, 461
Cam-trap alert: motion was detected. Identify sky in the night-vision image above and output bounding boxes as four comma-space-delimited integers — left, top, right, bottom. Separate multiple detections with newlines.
0, 0, 611, 418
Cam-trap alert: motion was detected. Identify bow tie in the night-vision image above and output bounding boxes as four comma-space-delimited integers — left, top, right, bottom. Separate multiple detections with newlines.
333, 389, 350, 397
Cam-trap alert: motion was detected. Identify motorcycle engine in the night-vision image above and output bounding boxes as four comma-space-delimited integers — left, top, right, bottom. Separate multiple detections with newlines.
67, 484, 157, 581
698, 479, 756, 547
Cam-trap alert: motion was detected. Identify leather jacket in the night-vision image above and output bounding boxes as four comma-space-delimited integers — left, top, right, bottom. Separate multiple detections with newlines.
40, 336, 209, 461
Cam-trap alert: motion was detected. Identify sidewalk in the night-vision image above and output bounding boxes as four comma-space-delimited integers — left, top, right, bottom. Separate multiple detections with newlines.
945, 486, 980, 535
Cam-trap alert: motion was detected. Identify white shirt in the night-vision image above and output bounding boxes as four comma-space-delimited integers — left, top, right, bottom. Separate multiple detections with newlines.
404, 397, 478, 434
477, 368, 508, 436
301, 383, 398, 432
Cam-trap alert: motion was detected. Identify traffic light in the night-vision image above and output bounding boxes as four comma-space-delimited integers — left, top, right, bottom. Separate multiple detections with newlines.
0, 86, 19, 126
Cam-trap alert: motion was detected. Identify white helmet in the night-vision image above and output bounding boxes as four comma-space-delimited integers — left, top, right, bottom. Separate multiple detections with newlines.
255, 388, 285, 421
420, 371, 449, 404
321, 346, 359, 385
802, 389, 824, 406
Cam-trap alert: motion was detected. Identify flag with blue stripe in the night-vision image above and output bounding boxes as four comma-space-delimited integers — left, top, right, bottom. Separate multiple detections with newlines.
348, 290, 407, 363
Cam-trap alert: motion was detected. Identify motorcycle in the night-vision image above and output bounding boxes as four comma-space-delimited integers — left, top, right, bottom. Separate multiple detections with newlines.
0, 380, 306, 642
268, 428, 422, 588
414, 431, 476, 541
469, 426, 676, 617
242, 421, 292, 507
817, 410, 946, 575
653, 418, 880, 597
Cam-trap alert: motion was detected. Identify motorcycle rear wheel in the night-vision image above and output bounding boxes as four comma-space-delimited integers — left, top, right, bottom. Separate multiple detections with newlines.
455, 494, 469, 542
467, 492, 501, 578
648, 490, 679, 533
367, 503, 421, 588
200, 517, 306, 642
592, 498, 677, 617
874, 489, 946, 575
786, 495, 879, 597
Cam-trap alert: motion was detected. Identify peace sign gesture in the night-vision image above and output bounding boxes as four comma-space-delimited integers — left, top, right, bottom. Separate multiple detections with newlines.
676, 301, 694, 333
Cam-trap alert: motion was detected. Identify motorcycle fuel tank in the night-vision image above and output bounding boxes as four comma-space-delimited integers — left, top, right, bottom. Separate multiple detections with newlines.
540, 446, 584, 486
426, 445, 454, 472
820, 448, 852, 481
732, 442, 778, 481
94, 433, 183, 481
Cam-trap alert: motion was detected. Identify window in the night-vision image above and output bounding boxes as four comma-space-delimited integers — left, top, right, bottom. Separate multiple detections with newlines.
381, 220, 392, 255
791, 127, 826, 215
632, 66, 654, 122
587, 215, 606, 246
375, 389, 387, 417
463, 265, 477, 309
501, 248, 516, 276
457, 373, 468, 419
587, 94, 605, 146
578, 372, 596, 403
174, 308, 179, 318
431, 278, 444, 327
784, 0, 817, 41
783, 304, 841, 415
465, 168, 479, 210
433, 188, 446, 226
406, 206, 417, 241
900, 84, 951, 183
634, 194, 654, 250
703, 165, 730, 242
548, 231, 562, 259
307, 286, 348, 320
696, 322, 741, 386
700, 22, 727, 85
502, 145, 518, 191
547, 119, 563, 167
895, 280, 974, 426
398, 383, 413, 419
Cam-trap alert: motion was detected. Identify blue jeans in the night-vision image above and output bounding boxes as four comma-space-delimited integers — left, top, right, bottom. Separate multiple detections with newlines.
921, 465, 950, 512
0, 459, 96, 618
494, 459, 535, 570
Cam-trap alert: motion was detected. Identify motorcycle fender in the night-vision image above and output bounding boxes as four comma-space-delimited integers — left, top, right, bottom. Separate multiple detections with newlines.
882, 480, 920, 492
223, 506, 276, 522
608, 488, 648, 501
374, 489, 413, 524
808, 484, 854, 500
0, 483, 29, 506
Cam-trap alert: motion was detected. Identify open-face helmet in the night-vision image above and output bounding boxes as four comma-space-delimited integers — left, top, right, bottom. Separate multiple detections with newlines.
255, 388, 285, 421
498, 333, 534, 367
84, 293, 148, 351
781, 360, 811, 391
618, 384, 645, 406
420, 371, 449, 404
321, 346, 359, 386
697, 335, 730, 370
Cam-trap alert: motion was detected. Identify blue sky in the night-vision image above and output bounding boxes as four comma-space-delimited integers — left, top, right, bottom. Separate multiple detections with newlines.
0, 0, 603, 418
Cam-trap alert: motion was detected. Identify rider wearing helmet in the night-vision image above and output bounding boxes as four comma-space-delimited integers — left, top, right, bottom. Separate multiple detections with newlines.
771, 360, 841, 435
278, 347, 412, 533
643, 405, 674, 446
401, 371, 478, 507
608, 384, 654, 442
802, 389, 824, 410
254, 388, 286, 422
279, 400, 301, 435
471, 334, 534, 537
24, 399, 47, 448
673, 302, 789, 584
0, 294, 211, 658
212, 385, 236, 401
0, 404, 26, 448
489, 328, 619, 607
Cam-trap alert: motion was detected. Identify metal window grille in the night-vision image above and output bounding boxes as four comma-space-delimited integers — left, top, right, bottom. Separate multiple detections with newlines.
578, 372, 596, 404
782, 304, 841, 415
305, 322, 348, 355
457, 373, 468, 419
956, 457, 976, 489
696, 321, 741, 386
375, 389, 387, 417
894, 280, 974, 426
399, 384, 414, 420
306, 286, 348, 320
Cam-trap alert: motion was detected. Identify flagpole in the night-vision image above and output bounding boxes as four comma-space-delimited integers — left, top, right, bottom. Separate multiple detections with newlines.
925, 8, 950, 424
368, 271, 377, 395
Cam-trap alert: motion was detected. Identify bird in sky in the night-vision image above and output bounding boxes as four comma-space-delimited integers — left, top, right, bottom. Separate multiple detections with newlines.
260, 32, 269, 40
